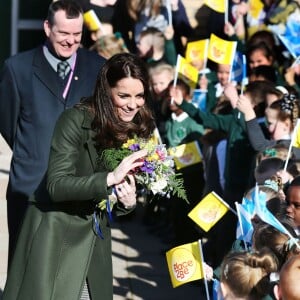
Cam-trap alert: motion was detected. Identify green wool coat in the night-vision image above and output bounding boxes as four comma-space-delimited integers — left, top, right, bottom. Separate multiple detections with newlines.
3, 107, 132, 300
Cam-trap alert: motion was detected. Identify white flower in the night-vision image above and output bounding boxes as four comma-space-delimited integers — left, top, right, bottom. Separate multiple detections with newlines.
150, 177, 168, 195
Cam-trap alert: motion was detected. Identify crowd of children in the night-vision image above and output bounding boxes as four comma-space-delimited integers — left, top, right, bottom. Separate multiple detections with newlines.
77, 0, 300, 298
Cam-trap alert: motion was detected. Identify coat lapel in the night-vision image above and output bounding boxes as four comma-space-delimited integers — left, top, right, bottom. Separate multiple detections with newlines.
32, 47, 66, 104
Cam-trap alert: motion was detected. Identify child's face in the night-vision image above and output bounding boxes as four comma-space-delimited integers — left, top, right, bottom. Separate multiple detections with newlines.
266, 92, 280, 107
286, 185, 300, 227
151, 70, 173, 96
137, 35, 152, 57
217, 64, 230, 86
265, 107, 290, 140
249, 49, 273, 69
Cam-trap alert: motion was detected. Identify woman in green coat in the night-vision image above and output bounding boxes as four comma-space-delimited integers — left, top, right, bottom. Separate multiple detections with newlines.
3, 53, 156, 300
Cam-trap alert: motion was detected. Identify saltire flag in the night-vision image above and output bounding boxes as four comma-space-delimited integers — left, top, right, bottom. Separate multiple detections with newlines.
166, 241, 204, 288
276, 19, 300, 59
175, 55, 199, 89
212, 279, 224, 300
207, 34, 237, 66
231, 51, 244, 83
204, 0, 226, 13
185, 39, 209, 63
188, 191, 236, 232
253, 187, 299, 248
235, 198, 255, 246
277, 34, 299, 59
168, 141, 202, 170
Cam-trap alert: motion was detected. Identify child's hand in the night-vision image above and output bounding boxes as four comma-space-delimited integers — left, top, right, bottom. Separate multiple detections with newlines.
164, 25, 174, 40
237, 94, 256, 120
224, 83, 239, 108
169, 86, 184, 106
203, 262, 214, 281
224, 22, 235, 37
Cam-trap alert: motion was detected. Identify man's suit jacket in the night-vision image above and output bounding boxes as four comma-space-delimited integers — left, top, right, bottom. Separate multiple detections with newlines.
0, 46, 105, 198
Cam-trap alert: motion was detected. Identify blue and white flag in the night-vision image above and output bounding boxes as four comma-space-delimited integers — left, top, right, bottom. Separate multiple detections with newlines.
277, 19, 300, 59
253, 187, 290, 236
236, 198, 254, 245
212, 279, 223, 300
231, 51, 244, 83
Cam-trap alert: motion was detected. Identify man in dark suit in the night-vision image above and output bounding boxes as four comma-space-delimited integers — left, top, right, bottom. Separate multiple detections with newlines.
0, 0, 105, 266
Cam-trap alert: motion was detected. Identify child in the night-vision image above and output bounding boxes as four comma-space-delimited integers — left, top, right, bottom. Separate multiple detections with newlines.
164, 79, 204, 147
148, 63, 174, 142
286, 176, 300, 235
136, 26, 177, 67
273, 254, 300, 300
220, 249, 279, 299
237, 92, 300, 160
170, 79, 265, 267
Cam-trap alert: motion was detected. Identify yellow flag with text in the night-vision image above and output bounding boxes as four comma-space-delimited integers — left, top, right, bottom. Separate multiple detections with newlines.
188, 191, 229, 232
185, 39, 209, 63
176, 55, 199, 89
204, 0, 226, 13
208, 34, 237, 65
168, 141, 202, 170
166, 241, 204, 288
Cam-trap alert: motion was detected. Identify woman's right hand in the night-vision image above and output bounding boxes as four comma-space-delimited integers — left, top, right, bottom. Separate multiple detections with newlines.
106, 149, 147, 187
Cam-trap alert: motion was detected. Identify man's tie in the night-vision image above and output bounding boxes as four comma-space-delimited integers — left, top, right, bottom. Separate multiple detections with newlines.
57, 61, 70, 80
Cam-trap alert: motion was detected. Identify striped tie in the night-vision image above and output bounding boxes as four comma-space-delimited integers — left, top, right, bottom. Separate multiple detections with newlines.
57, 61, 69, 80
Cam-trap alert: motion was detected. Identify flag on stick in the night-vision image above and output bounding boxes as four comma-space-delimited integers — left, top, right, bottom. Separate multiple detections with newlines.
83, 9, 106, 33
253, 186, 300, 250
204, 0, 226, 13
285, 118, 300, 171
207, 34, 237, 66
166, 241, 204, 288
235, 200, 254, 248
175, 55, 199, 89
168, 141, 202, 170
185, 39, 209, 63
188, 191, 236, 232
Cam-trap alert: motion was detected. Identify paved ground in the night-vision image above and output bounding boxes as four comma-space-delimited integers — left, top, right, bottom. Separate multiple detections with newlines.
0, 135, 207, 300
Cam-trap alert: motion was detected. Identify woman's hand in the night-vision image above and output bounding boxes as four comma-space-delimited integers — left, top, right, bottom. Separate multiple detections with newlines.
115, 174, 137, 208
107, 149, 147, 186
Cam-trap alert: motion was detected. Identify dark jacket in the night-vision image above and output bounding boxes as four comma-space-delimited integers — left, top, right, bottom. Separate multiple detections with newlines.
3, 107, 131, 300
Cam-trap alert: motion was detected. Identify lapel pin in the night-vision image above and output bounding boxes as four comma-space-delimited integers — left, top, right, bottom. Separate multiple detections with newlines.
74, 76, 78, 80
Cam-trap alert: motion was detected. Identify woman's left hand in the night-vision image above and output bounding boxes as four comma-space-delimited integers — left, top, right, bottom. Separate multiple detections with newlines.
115, 174, 137, 209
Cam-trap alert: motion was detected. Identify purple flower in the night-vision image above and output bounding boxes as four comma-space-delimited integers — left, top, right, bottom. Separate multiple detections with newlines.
129, 143, 140, 151
140, 161, 155, 174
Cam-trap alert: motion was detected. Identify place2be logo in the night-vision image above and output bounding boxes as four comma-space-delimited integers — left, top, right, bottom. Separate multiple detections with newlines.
171, 248, 196, 281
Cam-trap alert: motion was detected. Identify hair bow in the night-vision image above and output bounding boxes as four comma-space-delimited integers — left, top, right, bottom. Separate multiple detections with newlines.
279, 93, 297, 114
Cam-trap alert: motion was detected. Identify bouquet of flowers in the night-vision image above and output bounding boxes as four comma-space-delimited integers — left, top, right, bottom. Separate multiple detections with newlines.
100, 136, 187, 202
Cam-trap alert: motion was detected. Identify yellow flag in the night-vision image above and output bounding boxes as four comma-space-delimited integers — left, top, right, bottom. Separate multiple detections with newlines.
185, 39, 209, 63
176, 55, 199, 89
83, 9, 101, 31
166, 241, 204, 288
188, 191, 229, 232
248, 0, 264, 19
292, 119, 300, 148
207, 34, 237, 65
168, 141, 202, 170
204, 0, 226, 13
